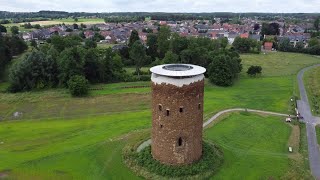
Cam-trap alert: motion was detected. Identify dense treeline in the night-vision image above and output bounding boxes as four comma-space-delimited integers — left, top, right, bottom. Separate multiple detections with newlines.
0, 34, 28, 80
1, 11, 319, 21
8, 36, 126, 93
278, 37, 320, 55
7, 25, 243, 95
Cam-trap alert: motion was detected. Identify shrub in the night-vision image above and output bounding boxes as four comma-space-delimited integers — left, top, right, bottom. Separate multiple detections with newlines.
126, 142, 224, 178
247, 65, 262, 77
67, 75, 89, 97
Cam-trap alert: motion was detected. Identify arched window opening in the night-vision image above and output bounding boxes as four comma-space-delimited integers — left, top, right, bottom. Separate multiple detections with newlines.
158, 104, 162, 111
179, 107, 184, 113
160, 124, 163, 128
166, 109, 170, 116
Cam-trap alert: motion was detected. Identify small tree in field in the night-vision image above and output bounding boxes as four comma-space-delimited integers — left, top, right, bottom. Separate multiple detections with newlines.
247, 65, 262, 77
68, 75, 89, 97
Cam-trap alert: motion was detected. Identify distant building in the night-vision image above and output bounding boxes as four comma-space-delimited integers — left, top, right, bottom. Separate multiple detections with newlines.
264, 42, 273, 51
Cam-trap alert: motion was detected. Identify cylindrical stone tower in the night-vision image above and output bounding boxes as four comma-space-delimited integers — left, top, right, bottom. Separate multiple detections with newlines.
150, 64, 206, 165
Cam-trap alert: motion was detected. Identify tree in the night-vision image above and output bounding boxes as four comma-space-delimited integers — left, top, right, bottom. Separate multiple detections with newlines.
295, 41, 304, 52
0, 34, 11, 77
99, 48, 125, 82
278, 38, 293, 52
10, 26, 19, 35
261, 22, 280, 36
84, 39, 97, 49
170, 33, 188, 55
208, 54, 242, 86
74, 17, 79, 22
67, 75, 89, 97
129, 41, 146, 76
73, 23, 79, 29
58, 47, 85, 86
157, 26, 171, 58
163, 51, 179, 64
30, 39, 37, 49
232, 37, 251, 53
128, 29, 140, 47
247, 65, 262, 77
314, 17, 320, 32
308, 38, 319, 47
5, 35, 28, 56
254, 23, 260, 31
0, 25, 7, 33
146, 33, 158, 60
50, 35, 66, 52
66, 28, 73, 32
83, 48, 100, 83
8, 50, 58, 92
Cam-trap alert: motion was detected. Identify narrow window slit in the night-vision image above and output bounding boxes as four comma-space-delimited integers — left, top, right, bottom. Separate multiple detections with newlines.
198, 103, 201, 110
178, 137, 183, 146
166, 109, 170, 116
158, 104, 162, 111
179, 107, 184, 113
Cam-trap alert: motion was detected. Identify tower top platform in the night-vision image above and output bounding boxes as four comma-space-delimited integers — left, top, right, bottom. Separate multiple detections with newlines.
150, 64, 206, 77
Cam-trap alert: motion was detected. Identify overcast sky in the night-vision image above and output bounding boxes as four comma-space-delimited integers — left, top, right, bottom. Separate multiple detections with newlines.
0, 0, 319, 13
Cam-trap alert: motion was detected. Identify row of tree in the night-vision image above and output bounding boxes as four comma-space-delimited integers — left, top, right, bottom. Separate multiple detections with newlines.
8, 36, 127, 93
124, 26, 243, 86
278, 37, 320, 55
0, 34, 28, 80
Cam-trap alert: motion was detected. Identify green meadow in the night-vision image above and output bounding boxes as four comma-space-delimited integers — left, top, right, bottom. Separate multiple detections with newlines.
0, 52, 319, 179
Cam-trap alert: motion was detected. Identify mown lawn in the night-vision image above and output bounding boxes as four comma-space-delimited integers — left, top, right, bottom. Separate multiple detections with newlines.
241, 52, 320, 77
304, 66, 320, 116
0, 111, 149, 179
0, 52, 319, 179
205, 113, 304, 179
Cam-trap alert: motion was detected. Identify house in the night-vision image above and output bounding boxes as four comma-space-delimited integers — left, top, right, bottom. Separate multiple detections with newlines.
240, 33, 249, 38
227, 32, 239, 44
138, 32, 148, 43
249, 34, 261, 42
84, 30, 94, 39
264, 42, 273, 51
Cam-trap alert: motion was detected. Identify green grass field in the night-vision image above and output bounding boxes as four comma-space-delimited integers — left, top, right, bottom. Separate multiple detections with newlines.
304, 66, 320, 116
4, 18, 105, 33
204, 113, 306, 179
0, 52, 319, 179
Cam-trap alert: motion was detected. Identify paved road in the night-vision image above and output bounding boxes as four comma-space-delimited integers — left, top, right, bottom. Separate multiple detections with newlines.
137, 108, 289, 152
297, 64, 320, 179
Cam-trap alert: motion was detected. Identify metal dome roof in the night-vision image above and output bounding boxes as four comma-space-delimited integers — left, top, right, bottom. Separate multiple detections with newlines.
150, 64, 206, 77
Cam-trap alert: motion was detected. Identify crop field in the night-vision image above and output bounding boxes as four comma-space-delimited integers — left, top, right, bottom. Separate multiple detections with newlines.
0, 52, 319, 179
3, 18, 105, 33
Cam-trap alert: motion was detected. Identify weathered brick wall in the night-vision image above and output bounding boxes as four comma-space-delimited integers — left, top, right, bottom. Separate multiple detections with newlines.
151, 78, 204, 165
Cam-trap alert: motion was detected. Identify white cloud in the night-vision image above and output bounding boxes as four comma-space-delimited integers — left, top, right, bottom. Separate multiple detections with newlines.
0, 0, 319, 13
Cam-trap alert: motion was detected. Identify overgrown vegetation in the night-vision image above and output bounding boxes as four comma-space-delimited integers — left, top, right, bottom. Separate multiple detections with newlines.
124, 142, 223, 178
304, 66, 320, 115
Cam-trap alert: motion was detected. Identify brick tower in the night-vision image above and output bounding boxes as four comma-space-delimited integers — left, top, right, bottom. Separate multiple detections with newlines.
150, 64, 206, 165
